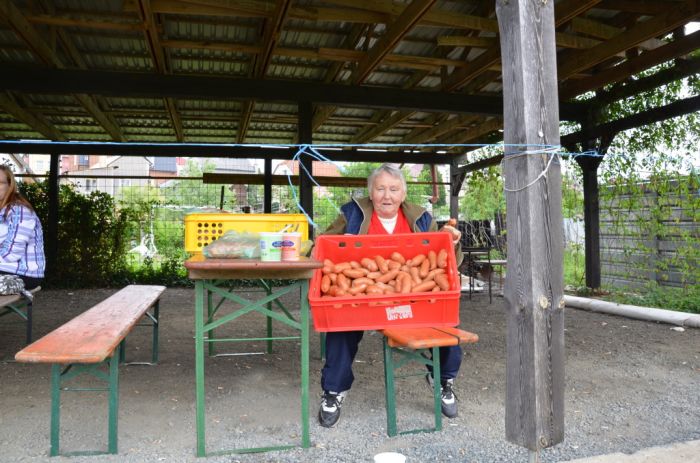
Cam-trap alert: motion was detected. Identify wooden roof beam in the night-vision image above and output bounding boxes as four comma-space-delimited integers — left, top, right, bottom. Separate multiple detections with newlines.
237, 0, 291, 143
560, 28, 700, 98
558, 1, 700, 80
137, 0, 183, 142
0, 92, 65, 140
351, 0, 436, 84
1, 0, 124, 141
596, 0, 686, 16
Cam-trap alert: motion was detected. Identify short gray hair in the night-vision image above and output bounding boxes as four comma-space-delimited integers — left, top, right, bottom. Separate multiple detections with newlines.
367, 164, 407, 193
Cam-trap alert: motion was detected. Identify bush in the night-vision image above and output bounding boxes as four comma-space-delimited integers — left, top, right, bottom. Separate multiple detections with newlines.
21, 181, 132, 288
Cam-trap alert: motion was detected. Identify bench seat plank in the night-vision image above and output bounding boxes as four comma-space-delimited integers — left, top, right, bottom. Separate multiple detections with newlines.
382, 327, 479, 349
15, 285, 165, 364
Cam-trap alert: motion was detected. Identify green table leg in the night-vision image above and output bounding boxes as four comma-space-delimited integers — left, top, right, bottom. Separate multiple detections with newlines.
195, 280, 206, 457
266, 284, 273, 354
300, 281, 310, 448
383, 338, 397, 437
207, 290, 215, 357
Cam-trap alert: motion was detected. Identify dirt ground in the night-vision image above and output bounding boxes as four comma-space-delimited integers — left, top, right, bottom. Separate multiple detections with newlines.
1, 287, 698, 463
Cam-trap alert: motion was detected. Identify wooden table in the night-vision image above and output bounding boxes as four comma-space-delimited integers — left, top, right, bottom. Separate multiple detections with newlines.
184, 255, 323, 457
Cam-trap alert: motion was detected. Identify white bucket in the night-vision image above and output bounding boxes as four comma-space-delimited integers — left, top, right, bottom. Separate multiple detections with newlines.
373, 452, 406, 463
281, 232, 302, 261
259, 232, 284, 262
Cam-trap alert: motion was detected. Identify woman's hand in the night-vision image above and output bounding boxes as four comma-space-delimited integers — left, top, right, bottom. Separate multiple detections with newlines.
440, 218, 461, 245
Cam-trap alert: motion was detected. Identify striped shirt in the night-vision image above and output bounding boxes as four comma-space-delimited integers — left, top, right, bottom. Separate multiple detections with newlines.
0, 204, 45, 278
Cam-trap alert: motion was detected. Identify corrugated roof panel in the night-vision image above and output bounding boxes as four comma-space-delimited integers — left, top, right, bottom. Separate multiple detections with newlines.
107, 97, 164, 109
268, 62, 326, 81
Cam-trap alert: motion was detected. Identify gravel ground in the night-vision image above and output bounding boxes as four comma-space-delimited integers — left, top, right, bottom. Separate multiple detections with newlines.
1, 287, 698, 463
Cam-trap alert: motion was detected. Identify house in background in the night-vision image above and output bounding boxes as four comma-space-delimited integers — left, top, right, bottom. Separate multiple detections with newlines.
63, 156, 153, 196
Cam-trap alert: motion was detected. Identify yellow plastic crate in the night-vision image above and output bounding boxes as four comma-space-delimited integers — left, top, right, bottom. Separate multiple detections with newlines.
184, 213, 309, 254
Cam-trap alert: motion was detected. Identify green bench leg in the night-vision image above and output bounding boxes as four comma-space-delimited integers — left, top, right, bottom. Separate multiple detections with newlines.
49, 355, 120, 456
118, 302, 160, 365
108, 355, 119, 454
50, 364, 61, 456
383, 337, 397, 437
382, 342, 443, 437
431, 346, 442, 433
151, 301, 160, 363
25, 300, 33, 344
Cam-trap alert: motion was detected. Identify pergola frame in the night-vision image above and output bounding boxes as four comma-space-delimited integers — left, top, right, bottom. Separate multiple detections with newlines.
1, 0, 699, 458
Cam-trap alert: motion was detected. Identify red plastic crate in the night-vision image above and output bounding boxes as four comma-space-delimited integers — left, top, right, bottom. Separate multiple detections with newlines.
309, 232, 460, 332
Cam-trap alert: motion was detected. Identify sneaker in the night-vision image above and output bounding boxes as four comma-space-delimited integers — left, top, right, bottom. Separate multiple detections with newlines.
318, 391, 347, 428
426, 374, 458, 418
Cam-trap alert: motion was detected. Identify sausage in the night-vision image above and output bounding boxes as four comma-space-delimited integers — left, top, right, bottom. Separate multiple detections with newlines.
419, 259, 430, 278
409, 266, 422, 285
361, 258, 379, 272
348, 283, 367, 295
343, 268, 366, 279
352, 277, 375, 287
437, 249, 448, 269
366, 271, 383, 280
323, 258, 335, 268
337, 273, 350, 290
387, 260, 401, 271
349, 260, 361, 269
400, 274, 412, 294
428, 250, 437, 270
424, 268, 445, 281
390, 252, 405, 264
328, 273, 338, 283
376, 269, 399, 284
365, 285, 383, 295
321, 275, 331, 293
327, 285, 339, 296
334, 262, 351, 273
322, 265, 333, 275
411, 280, 437, 293
411, 254, 426, 266
375, 255, 389, 273
435, 273, 450, 291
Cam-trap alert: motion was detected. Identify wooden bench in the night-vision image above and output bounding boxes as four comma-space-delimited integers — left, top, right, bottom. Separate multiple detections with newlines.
381, 327, 479, 437
15, 284, 166, 457
0, 286, 41, 345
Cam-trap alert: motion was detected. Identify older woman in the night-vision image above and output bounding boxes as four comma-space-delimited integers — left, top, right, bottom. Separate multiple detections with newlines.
319, 164, 463, 428
0, 165, 45, 289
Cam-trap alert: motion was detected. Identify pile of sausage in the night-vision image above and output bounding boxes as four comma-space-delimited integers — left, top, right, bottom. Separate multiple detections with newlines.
319, 250, 451, 297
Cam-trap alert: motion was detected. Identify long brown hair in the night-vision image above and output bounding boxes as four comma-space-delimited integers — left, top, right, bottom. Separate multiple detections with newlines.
0, 165, 34, 217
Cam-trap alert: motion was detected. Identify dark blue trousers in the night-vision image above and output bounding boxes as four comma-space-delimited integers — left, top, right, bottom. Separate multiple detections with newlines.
321, 330, 462, 393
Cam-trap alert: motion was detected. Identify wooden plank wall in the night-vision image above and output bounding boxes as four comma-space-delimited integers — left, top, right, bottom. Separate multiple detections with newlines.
600, 185, 700, 288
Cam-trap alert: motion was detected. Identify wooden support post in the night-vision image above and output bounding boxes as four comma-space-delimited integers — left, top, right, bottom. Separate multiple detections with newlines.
496, 0, 565, 451
47, 153, 60, 284
575, 155, 602, 289
449, 162, 465, 219
264, 158, 272, 213
298, 101, 314, 239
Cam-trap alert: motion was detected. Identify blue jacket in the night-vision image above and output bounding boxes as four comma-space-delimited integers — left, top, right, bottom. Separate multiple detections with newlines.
325, 197, 434, 235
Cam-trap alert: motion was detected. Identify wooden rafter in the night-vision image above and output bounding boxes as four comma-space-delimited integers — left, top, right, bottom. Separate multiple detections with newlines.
0, 92, 65, 140
560, 29, 700, 99
0, 0, 124, 141
136, 0, 183, 142
238, 0, 291, 143
558, 1, 700, 80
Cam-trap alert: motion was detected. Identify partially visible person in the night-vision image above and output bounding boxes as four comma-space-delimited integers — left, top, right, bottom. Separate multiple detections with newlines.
0, 165, 45, 289
318, 163, 463, 428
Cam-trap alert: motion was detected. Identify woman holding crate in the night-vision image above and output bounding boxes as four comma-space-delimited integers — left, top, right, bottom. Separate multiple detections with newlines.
318, 163, 463, 428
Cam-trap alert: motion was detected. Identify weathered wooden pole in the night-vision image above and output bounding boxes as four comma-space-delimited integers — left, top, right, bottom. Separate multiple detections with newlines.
496, 0, 565, 455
